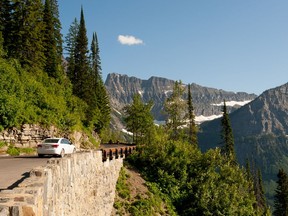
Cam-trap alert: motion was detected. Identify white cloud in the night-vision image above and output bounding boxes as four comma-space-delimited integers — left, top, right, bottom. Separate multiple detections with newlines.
118, 35, 144, 45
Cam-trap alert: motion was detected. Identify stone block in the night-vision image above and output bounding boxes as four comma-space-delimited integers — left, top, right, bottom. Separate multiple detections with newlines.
22, 205, 36, 216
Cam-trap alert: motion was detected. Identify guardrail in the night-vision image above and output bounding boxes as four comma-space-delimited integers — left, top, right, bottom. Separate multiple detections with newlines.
99, 142, 136, 162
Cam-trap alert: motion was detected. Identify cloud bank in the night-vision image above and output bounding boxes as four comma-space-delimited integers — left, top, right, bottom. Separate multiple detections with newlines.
118, 35, 144, 46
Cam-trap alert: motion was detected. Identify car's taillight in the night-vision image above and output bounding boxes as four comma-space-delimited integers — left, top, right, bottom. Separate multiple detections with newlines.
52, 144, 59, 148
37, 144, 42, 148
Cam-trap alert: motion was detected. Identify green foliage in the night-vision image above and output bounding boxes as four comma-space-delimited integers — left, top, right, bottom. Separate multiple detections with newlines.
9, 0, 45, 69
128, 125, 264, 215
186, 83, 198, 146
116, 167, 131, 200
0, 56, 87, 131
221, 100, 236, 162
6, 145, 20, 156
19, 147, 35, 155
123, 93, 154, 144
164, 80, 187, 140
114, 166, 176, 216
274, 168, 288, 215
0, 141, 7, 148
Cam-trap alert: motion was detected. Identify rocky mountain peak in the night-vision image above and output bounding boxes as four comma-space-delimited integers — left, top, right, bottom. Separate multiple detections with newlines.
105, 73, 257, 130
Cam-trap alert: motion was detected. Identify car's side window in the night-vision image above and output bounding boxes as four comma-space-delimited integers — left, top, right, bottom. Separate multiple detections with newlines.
60, 138, 72, 145
61, 139, 68, 144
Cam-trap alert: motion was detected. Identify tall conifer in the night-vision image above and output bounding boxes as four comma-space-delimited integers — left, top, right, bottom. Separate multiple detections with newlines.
274, 168, 288, 215
187, 83, 198, 146
73, 7, 90, 99
49, 0, 63, 61
164, 81, 186, 140
65, 18, 79, 81
0, 0, 12, 52
89, 32, 110, 131
221, 100, 236, 162
43, 0, 58, 78
9, 0, 45, 68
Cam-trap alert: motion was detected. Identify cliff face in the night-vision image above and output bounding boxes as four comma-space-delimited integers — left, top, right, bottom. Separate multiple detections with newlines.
198, 82, 288, 201
105, 73, 257, 130
199, 82, 288, 140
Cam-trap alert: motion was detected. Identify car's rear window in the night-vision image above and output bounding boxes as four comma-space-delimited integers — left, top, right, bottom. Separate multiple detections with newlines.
43, 139, 59, 143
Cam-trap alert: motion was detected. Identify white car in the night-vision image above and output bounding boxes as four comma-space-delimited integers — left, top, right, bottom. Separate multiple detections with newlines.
37, 138, 76, 158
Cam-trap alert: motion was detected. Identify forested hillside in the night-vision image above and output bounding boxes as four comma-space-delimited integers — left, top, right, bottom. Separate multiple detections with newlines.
0, 0, 110, 141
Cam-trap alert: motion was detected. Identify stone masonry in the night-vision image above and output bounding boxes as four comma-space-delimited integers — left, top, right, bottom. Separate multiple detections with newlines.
0, 151, 123, 216
0, 124, 97, 151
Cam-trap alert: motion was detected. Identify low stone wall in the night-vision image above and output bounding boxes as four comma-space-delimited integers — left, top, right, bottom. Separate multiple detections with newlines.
0, 151, 123, 216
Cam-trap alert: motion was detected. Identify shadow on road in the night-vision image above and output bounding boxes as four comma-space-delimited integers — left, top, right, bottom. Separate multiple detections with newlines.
0, 172, 30, 192
7, 172, 30, 189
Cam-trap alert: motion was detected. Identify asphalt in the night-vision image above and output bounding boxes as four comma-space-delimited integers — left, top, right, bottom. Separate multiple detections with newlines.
0, 155, 49, 191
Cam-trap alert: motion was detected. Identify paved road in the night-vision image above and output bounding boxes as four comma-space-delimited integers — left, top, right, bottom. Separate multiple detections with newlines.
0, 156, 49, 191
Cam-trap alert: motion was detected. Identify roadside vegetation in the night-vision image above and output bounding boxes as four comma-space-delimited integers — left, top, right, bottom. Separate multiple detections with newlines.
121, 82, 271, 215
0, 0, 110, 147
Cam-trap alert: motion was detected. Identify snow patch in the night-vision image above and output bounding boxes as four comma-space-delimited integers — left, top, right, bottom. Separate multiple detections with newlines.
121, 128, 133, 136
195, 114, 222, 124
212, 100, 251, 107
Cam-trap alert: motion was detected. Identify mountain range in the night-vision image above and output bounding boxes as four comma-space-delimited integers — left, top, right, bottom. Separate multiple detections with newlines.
105, 72, 288, 205
105, 73, 257, 129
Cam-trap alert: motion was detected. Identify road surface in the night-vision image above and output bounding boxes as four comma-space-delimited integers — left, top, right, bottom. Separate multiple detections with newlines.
0, 156, 49, 191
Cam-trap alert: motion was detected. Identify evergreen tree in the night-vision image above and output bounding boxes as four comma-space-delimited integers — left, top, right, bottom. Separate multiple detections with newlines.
254, 168, 268, 214
274, 168, 288, 216
73, 7, 90, 99
123, 93, 154, 144
220, 100, 236, 162
89, 32, 110, 132
0, 0, 12, 52
164, 80, 187, 140
187, 83, 198, 146
65, 18, 79, 81
9, 0, 45, 69
0, 31, 5, 57
49, 0, 63, 61
43, 0, 58, 78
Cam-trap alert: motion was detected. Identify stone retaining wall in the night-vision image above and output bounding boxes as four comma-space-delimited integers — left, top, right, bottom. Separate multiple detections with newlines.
0, 151, 123, 216
0, 124, 98, 150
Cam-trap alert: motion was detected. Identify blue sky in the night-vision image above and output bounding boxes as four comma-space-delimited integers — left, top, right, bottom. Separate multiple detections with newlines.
59, 0, 288, 95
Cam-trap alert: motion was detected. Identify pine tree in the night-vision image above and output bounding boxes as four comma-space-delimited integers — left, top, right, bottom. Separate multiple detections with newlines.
221, 100, 236, 162
49, 0, 63, 62
43, 0, 58, 78
164, 80, 187, 140
274, 168, 288, 216
9, 0, 45, 69
65, 18, 79, 81
187, 83, 198, 146
0, 31, 5, 57
73, 7, 90, 99
254, 168, 269, 214
0, 0, 12, 53
89, 32, 110, 132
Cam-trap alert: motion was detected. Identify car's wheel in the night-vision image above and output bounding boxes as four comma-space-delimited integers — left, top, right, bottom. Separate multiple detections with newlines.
60, 149, 65, 158
38, 154, 44, 158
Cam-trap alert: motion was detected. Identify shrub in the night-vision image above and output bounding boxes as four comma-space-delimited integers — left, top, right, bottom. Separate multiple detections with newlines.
6, 146, 20, 156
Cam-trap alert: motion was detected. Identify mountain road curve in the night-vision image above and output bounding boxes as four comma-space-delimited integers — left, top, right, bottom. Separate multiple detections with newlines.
0, 156, 49, 191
